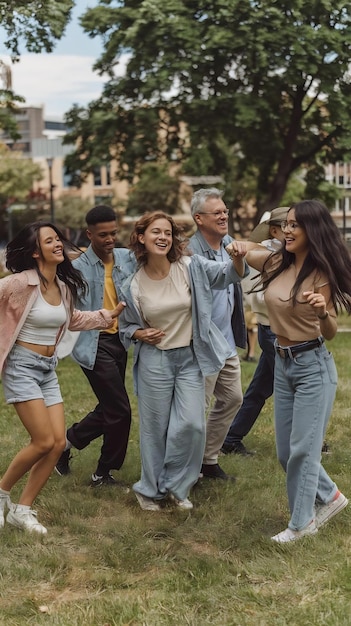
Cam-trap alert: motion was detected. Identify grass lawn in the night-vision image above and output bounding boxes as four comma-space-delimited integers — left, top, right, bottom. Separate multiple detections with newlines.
0, 331, 350, 625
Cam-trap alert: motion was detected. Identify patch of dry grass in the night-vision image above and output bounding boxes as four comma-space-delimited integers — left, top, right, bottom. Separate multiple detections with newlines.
0, 332, 350, 625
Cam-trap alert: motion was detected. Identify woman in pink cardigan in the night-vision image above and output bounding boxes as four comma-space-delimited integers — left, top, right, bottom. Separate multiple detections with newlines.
0, 221, 124, 535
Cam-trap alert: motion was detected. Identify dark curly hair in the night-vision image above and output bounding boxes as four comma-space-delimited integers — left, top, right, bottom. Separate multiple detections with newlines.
129, 212, 189, 265
259, 200, 351, 313
6, 221, 87, 303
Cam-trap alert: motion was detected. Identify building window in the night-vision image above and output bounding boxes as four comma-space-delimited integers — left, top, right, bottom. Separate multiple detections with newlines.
106, 164, 111, 186
93, 166, 102, 187
63, 167, 80, 188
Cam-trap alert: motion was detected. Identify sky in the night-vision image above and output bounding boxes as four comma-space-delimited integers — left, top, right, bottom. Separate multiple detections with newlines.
0, 1, 121, 120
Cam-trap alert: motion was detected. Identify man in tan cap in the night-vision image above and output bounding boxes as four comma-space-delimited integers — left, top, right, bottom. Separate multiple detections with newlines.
221, 206, 288, 455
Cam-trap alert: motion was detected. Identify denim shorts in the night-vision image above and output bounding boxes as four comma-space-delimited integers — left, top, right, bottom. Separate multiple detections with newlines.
2, 344, 63, 406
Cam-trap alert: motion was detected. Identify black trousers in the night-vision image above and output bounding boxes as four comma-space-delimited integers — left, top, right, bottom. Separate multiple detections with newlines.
67, 333, 131, 475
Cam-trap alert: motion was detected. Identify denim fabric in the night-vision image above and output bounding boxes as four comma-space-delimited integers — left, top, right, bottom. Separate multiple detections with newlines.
189, 231, 247, 349
119, 255, 246, 390
72, 245, 136, 370
134, 343, 205, 501
2, 344, 62, 406
274, 343, 338, 531
224, 324, 276, 444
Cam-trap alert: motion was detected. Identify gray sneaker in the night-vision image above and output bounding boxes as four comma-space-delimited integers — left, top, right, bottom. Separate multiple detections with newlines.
0, 493, 11, 529
7, 504, 47, 535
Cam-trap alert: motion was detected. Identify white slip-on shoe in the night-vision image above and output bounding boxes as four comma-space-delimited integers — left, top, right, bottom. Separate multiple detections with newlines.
169, 494, 193, 510
134, 492, 161, 511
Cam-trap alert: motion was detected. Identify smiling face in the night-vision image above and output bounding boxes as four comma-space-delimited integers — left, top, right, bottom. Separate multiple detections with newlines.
194, 197, 229, 245
282, 208, 308, 256
33, 226, 64, 267
87, 220, 118, 262
138, 217, 173, 258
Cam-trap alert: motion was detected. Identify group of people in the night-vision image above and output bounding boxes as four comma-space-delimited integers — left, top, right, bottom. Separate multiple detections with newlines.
1, 191, 350, 543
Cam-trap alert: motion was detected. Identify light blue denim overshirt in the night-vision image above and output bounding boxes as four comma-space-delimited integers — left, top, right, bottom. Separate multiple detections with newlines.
189, 230, 247, 349
118, 254, 249, 394
71, 245, 136, 370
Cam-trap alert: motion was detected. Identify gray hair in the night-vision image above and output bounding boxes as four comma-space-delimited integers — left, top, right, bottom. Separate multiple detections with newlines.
190, 188, 224, 218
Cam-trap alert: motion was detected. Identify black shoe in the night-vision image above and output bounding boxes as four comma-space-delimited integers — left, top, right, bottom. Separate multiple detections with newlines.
241, 354, 257, 363
201, 463, 235, 481
55, 449, 72, 476
221, 441, 255, 456
321, 441, 331, 454
90, 473, 117, 487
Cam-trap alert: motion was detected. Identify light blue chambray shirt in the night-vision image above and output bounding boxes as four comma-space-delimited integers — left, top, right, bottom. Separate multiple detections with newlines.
71, 245, 136, 370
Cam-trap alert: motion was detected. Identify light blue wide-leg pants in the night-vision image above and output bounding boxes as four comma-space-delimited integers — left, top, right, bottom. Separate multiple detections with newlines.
274, 344, 338, 531
133, 343, 206, 502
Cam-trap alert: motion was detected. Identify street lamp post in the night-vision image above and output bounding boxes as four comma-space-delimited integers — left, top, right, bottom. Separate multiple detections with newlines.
46, 157, 55, 224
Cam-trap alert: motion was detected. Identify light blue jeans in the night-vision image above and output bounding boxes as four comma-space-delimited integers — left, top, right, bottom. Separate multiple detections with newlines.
134, 343, 206, 502
274, 343, 338, 531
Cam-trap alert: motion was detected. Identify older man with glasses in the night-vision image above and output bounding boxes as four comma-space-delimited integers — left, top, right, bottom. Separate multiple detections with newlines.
188, 188, 247, 480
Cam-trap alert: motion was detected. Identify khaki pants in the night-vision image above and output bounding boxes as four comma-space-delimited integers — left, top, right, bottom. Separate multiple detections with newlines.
203, 355, 243, 465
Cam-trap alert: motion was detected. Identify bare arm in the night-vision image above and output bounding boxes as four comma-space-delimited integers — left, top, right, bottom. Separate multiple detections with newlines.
226, 241, 271, 272
132, 327, 166, 345
303, 286, 338, 340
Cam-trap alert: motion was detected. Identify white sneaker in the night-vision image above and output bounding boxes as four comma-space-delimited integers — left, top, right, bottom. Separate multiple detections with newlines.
169, 494, 193, 510
7, 505, 48, 535
134, 492, 161, 511
0, 493, 11, 529
271, 520, 317, 543
315, 491, 348, 528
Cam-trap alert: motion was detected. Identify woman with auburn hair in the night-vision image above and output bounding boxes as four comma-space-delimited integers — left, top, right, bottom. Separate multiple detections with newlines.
119, 211, 248, 511
0, 222, 124, 534
227, 199, 351, 543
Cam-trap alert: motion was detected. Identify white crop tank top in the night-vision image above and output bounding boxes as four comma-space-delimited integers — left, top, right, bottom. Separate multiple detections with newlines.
17, 290, 67, 345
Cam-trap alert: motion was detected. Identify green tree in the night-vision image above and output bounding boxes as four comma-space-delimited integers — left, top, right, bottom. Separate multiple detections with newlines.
127, 163, 182, 215
0, 143, 43, 239
0, 0, 74, 136
0, 0, 74, 57
64, 0, 351, 219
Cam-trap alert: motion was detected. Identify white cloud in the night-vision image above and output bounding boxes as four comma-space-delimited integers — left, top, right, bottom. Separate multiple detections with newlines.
3, 53, 127, 119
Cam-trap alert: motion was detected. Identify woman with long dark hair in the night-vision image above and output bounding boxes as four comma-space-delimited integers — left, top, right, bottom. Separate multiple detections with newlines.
227, 200, 351, 543
119, 211, 247, 511
0, 222, 124, 534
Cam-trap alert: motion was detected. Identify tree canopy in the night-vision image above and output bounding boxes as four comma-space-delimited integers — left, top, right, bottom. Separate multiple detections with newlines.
0, 0, 74, 136
63, 0, 351, 216
0, 143, 44, 240
0, 0, 74, 58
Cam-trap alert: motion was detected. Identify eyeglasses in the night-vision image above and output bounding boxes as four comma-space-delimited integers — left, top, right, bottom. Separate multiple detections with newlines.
198, 210, 229, 217
281, 220, 301, 232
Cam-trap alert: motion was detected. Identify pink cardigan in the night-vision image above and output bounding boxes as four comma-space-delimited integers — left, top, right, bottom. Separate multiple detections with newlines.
0, 269, 114, 374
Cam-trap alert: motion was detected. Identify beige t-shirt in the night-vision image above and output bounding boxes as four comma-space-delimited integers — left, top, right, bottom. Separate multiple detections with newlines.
134, 261, 192, 350
264, 264, 331, 342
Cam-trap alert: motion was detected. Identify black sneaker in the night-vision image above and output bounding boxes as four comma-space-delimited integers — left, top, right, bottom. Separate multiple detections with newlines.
201, 463, 235, 481
90, 473, 117, 487
221, 441, 255, 456
55, 449, 72, 476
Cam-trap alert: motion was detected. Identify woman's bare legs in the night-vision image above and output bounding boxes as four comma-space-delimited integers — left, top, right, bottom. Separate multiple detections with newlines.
0, 399, 66, 506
